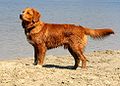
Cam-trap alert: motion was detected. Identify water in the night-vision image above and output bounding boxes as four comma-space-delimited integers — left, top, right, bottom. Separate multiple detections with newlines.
0, 0, 120, 59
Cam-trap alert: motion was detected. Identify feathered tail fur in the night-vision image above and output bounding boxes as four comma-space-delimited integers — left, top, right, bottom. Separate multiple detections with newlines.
84, 27, 114, 39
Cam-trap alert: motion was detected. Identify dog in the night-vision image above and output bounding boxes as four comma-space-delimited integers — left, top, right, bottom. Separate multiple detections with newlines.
20, 7, 114, 69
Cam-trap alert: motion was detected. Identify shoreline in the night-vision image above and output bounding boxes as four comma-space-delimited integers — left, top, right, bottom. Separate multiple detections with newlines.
0, 50, 120, 86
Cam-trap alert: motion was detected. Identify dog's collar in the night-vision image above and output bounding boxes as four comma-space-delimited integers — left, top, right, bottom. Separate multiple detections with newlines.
26, 25, 35, 33
26, 21, 44, 33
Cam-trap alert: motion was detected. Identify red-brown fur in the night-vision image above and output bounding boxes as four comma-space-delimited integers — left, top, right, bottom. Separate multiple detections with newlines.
20, 8, 114, 69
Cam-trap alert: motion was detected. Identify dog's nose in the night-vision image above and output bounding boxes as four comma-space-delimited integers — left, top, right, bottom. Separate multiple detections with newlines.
20, 14, 22, 19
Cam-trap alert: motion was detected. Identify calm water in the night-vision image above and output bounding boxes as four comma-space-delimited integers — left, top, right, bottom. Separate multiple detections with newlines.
0, 0, 120, 59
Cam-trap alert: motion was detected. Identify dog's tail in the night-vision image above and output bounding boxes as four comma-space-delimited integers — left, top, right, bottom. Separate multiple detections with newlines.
84, 27, 114, 39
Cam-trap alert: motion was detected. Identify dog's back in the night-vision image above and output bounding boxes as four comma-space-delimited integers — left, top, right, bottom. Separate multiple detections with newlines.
42, 23, 114, 51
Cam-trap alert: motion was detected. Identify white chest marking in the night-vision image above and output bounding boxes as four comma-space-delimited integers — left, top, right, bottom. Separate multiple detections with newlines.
26, 33, 35, 44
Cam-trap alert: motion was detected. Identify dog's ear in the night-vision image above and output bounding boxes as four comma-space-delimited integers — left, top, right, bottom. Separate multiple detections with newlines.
32, 9, 40, 23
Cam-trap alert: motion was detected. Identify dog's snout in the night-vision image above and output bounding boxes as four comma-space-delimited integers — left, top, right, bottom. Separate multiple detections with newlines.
20, 14, 22, 19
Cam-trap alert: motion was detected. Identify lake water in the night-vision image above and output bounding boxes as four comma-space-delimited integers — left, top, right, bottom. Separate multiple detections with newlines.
0, 0, 120, 59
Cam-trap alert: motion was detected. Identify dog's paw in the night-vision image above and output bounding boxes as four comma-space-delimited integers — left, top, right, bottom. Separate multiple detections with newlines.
33, 61, 38, 65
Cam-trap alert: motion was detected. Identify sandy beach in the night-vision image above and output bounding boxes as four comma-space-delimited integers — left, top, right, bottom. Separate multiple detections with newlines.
0, 50, 120, 86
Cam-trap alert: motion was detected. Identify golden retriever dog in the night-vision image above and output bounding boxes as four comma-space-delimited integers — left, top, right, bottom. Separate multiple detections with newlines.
20, 7, 114, 69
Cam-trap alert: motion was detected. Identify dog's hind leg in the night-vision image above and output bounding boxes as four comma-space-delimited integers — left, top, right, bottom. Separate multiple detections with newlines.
68, 45, 87, 69
78, 50, 87, 68
68, 47, 80, 69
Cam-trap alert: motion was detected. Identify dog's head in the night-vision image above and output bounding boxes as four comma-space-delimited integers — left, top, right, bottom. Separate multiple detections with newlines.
20, 8, 40, 23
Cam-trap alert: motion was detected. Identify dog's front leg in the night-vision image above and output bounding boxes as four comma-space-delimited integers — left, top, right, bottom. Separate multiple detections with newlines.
34, 44, 46, 66
33, 46, 39, 65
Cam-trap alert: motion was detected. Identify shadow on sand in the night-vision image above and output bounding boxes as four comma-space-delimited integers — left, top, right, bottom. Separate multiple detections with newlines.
43, 64, 77, 70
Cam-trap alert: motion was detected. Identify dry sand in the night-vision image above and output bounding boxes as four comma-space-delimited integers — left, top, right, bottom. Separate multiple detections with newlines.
0, 50, 120, 86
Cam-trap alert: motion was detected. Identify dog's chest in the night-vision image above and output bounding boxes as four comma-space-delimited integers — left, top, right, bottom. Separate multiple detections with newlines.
26, 33, 35, 44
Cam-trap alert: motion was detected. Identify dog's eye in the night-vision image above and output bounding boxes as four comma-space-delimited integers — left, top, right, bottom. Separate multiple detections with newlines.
22, 11, 25, 13
27, 12, 33, 15
27, 12, 30, 14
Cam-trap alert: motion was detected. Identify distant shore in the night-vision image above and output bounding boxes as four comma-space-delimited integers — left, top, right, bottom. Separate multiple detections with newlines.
0, 50, 120, 86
